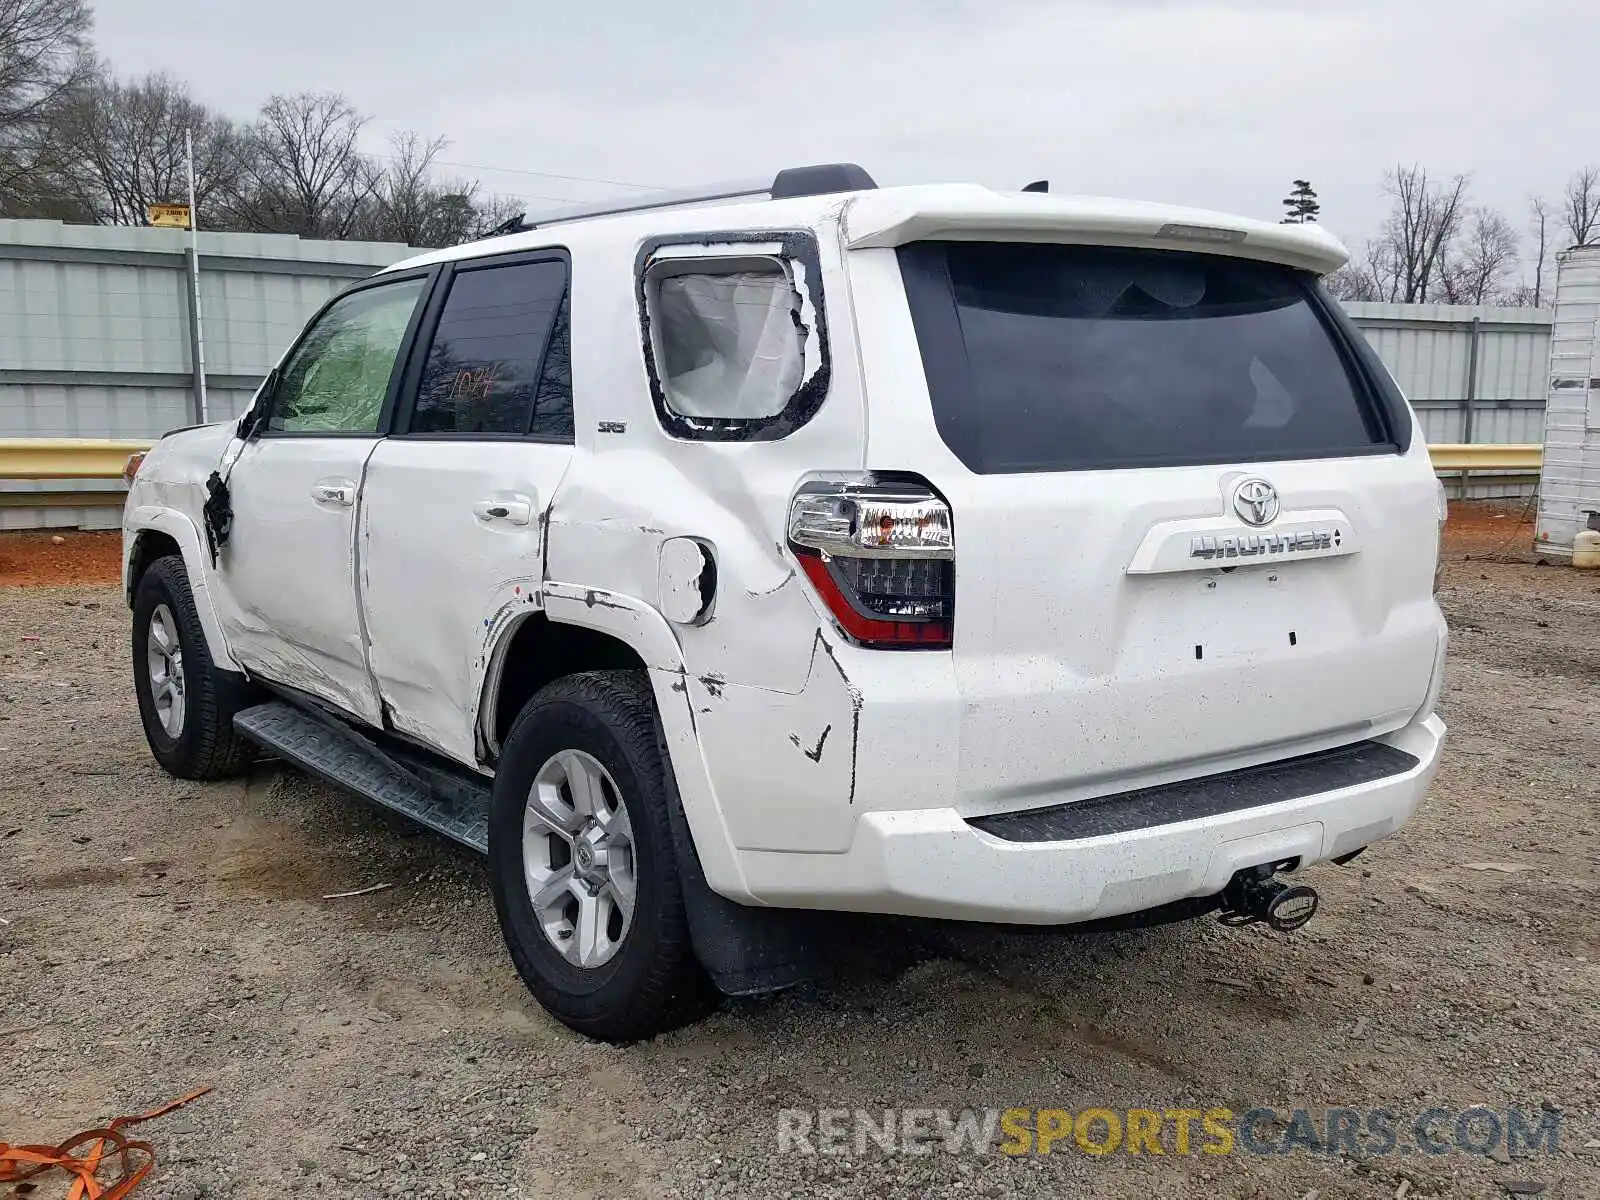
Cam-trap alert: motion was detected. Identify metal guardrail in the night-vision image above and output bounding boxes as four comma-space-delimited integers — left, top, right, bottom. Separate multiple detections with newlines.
1426, 443, 1542, 471
0, 439, 1546, 509
0, 438, 153, 481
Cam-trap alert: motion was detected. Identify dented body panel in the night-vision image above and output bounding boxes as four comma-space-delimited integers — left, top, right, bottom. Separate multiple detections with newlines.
123, 502, 239, 672
361, 438, 571, 765
211, 435, 387, 724
124, 181, 1448, 926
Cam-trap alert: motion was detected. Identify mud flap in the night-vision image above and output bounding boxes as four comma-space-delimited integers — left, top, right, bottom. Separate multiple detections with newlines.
654, 715, 823, 995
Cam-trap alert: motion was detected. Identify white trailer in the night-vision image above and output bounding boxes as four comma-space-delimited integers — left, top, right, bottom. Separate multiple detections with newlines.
1536, 245, 1600, 558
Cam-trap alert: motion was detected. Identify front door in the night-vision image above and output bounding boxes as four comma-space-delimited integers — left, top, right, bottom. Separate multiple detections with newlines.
361, 251, 576, 764
213, 273, 431, 724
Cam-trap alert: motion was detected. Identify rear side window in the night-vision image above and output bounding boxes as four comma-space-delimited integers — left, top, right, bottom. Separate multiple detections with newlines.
409, 257, 572, 439
637, 232, 832, 442
898, 242, 1396, 473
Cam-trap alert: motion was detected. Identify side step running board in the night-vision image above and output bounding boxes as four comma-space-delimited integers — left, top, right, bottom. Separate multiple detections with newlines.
234, 701, 491, 853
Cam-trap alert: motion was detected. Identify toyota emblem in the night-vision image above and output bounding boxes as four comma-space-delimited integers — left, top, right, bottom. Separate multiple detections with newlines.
1232, 478, 1280, 526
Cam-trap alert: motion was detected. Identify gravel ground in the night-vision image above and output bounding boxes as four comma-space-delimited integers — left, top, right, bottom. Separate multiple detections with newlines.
2, 522, 1597, 1199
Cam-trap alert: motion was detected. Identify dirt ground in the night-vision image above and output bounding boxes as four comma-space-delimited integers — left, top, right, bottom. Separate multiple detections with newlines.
0, 530, 121, 589
1, 508, 1597, 1199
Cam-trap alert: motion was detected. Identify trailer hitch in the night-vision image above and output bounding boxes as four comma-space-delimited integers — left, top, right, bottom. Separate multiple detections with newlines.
1219, 864, 1319, 932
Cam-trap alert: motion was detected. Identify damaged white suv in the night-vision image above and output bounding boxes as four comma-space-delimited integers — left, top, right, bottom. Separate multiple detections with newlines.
123, 164, 1448, 1040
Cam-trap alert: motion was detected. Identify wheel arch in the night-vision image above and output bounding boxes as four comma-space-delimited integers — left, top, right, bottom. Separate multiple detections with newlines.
124, 505, 241, 672
480, 612, 650, 758
479, 583, 751, 903
126, 528, 182, 603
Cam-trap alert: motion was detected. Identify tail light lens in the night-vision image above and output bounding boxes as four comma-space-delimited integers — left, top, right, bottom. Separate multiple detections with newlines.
788, 481, 954, 649
122, 452, 146, 485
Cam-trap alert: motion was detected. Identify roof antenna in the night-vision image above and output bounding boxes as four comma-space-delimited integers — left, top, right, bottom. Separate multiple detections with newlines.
1022, 180, 1049, 193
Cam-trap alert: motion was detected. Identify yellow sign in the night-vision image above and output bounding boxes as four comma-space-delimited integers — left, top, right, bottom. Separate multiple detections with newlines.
146, 203, 191, 229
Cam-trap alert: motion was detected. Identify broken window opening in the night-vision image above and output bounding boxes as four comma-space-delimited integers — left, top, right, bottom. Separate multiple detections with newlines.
638, 233, 832, 442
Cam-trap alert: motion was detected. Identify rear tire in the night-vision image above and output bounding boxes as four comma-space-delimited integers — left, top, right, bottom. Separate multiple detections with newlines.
488, 671, 712, 1041
132, 555, 257, 780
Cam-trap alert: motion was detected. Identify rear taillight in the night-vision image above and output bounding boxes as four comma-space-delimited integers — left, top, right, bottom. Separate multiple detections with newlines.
788, 481, 954, 649
122, 452, 146, 485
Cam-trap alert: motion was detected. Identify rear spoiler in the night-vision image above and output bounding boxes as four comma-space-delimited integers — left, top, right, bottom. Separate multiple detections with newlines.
840, 185, 1349, 276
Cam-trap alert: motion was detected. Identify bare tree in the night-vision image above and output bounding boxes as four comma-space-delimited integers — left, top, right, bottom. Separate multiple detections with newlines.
1378, 165, 1470, 303
45, 69, 242, 225
1365, 239, 1400, 302
360, 131, 484, 247
1322, 264, 1365, 302
1326, 236, 1402, 304
1525, 196, 1551, 305
1563, 165, 1600, 247
358, 133, 545, 247
2, 32, 631, 246
0, 0, 93, 214
225, 92, 376, 239
1325, 259, 1377, 303
0, 0, 90, 126
1437, 207, 1519, 304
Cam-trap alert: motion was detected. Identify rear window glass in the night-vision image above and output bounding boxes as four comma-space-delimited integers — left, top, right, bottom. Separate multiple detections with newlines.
898, 242, 1392, 473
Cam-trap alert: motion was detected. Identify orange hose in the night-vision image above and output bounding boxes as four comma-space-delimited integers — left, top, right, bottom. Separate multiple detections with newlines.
1, 1086, 212, 1198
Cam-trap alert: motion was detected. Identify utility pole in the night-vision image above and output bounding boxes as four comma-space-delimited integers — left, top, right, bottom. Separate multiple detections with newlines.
185, 127, 209, 423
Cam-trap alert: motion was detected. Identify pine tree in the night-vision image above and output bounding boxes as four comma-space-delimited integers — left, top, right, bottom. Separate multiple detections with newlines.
1281, 180, 1321, 224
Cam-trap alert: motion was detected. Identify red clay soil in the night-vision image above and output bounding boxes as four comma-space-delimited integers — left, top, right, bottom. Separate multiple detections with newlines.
1441, 496, 1540, 561
0, 530, 122, 588
0, 499, 1552, 590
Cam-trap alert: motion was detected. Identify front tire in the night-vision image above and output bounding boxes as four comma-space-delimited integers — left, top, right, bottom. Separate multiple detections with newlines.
488, 671, 711, 1041
132, 555, 256, 780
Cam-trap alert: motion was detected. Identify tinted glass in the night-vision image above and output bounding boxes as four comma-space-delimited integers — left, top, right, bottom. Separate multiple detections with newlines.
269, 278, 425, 434
411, 259, 570, 437
900, 242, 1387, 473
528, 294, 573, 440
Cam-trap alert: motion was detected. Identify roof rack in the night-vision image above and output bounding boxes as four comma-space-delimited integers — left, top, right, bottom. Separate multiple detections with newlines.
491, 163, 877, 236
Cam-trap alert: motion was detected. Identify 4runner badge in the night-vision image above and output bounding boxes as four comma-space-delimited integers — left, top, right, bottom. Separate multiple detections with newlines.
1232, 478, 1280, 526
1189, 529, 1341, 561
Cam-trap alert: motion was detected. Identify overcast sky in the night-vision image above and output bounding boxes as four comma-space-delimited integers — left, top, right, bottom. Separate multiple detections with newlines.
94, 0, 1596, 267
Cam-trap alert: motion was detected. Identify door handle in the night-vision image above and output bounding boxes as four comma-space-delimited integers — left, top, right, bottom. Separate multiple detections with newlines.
311, 480, 356, 506
473, 494, 533, 525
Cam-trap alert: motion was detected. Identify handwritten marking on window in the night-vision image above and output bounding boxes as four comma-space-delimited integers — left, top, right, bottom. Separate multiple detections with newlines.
447, 367, 499, 403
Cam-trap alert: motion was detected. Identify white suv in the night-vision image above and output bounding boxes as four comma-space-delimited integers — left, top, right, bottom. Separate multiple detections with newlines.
122, 164, 1448, 1040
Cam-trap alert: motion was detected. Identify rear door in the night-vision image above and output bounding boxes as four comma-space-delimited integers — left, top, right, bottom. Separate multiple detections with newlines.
878, 240, 1441, 808
360, 250, 575, 765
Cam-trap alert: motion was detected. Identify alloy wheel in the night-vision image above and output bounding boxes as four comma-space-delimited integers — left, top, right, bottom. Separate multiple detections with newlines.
522, 749, 637, 969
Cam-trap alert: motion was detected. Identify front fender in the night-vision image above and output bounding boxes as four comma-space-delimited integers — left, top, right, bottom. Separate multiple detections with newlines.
124, 505, 241, 672
539, 581, 753, 904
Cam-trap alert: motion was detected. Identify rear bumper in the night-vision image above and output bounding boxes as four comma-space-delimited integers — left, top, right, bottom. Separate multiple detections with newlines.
736, 713, 1445, 923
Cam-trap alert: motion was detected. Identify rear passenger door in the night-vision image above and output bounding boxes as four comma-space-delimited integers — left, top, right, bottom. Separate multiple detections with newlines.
360, 249, 575, 765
